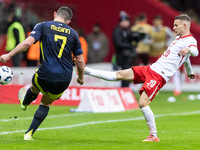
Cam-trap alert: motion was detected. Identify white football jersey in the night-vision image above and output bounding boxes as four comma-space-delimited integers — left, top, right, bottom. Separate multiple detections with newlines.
150, 34, 198, 82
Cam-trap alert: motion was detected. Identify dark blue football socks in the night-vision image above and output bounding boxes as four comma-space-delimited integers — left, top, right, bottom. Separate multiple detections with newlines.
25, 105, 49, 135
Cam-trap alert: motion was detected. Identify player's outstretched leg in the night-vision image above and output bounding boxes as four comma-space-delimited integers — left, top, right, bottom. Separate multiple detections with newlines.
24, 105, 49, 140
84, 66, 118, 81
18, 87, 38, 111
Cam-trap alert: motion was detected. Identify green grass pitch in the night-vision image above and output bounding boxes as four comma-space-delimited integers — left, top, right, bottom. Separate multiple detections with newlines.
0, 91, 200, 150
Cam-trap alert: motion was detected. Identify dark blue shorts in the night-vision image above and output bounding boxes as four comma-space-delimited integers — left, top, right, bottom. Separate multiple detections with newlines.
32, 73, 70, 100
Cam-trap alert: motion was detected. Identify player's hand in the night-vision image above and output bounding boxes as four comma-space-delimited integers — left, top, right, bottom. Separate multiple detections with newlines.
77, 77, 84, 85
178, 47, 190, 57
188, 73, 195, 79
0, 54, 10, 63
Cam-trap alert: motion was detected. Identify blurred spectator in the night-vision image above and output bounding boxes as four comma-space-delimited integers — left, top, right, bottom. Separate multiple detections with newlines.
0, 0, 16, 33
26, 25, 40, 66
149, 15, 174, 64
131, 13, 153, 66
87, 23, 109, 64
112, 11, 137, 87
161, 0, 200, 23
186, 8, 200, 24
5, 8, 25, 67
76, 28, 88, 64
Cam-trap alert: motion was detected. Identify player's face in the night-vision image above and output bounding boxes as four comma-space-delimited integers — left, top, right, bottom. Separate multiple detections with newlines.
173, 19, 184, 36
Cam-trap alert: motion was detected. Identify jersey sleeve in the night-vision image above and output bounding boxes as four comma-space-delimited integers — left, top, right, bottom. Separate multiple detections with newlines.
29, 22, 44, 42
72, 33, 83, 56
184, 57, 194, 75
188, 38, 198, 57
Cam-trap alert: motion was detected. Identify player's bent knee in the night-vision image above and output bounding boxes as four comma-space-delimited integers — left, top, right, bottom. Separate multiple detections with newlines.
30, 85, 40, 94
41, 94, 54, 106
40, 101, 52, 107
138, 102, 146, 108
138, 99, 151, 108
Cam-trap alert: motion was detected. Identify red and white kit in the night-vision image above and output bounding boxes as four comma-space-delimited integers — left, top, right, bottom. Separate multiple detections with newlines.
151, 34, 198, 82
132, 66, 166, 100
132, 34, 198, 100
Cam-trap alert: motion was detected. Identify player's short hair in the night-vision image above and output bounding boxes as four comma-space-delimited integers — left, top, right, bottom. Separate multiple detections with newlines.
174, 14, 191, 23
57, 6, 73, 22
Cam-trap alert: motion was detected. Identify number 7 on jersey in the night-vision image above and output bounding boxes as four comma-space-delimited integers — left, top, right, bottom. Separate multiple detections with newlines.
54, 35, 67, 58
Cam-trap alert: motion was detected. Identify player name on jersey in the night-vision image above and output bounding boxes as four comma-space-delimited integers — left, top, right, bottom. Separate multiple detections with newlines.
51, 25, 70, 34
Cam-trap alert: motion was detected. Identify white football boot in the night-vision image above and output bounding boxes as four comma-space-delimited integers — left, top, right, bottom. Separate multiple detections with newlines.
18, 87, 28, 111
24, 130, 33, 141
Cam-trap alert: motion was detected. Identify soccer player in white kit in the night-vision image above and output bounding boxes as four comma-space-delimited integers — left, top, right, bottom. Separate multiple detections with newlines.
84, 14, 198, 142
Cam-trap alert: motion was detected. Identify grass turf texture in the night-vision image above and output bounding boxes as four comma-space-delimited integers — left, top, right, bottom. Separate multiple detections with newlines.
0, 91, 200, 150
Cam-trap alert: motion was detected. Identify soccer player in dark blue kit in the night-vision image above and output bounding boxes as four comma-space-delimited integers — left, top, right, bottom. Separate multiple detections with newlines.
0, 6, 85, 140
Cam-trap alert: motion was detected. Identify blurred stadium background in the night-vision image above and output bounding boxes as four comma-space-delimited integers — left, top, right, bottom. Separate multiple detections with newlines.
0, 0, 200, 104
1, 0, 200, 64
1, 1, 200, 149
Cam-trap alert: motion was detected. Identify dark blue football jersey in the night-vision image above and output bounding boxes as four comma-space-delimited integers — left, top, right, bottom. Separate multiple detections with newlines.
30, 21, 83, 82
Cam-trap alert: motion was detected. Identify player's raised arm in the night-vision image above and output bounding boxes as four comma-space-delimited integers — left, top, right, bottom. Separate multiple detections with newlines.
75, 54, 85, 85
0, 36, 35, 63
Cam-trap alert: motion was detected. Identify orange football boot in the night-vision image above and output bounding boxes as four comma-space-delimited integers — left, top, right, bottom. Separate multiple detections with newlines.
142, 135, 160, 142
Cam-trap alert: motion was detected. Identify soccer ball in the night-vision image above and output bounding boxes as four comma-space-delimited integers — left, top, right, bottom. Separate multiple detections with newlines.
0, 66, 13, 85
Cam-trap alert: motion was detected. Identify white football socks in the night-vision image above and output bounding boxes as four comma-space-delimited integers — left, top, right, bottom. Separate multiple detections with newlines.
141, 105, 158, 137
84, 67, 118, 81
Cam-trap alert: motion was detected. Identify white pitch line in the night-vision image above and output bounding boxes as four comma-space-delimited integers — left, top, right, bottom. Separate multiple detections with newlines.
0, 110, 200, 135
0, 113, 83, 122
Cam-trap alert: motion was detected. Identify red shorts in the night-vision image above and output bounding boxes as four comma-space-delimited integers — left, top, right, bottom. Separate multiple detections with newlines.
131, 66, 166, 101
